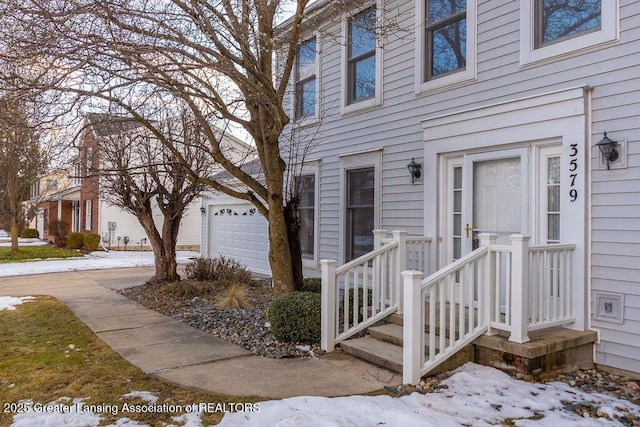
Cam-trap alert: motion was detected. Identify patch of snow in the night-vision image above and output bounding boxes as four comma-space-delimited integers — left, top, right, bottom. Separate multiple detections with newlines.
216, 363, 640, 427
121, 391, 159, 404
0, 250, 200, 278
0, 296, 36, 311
11, 398, 101, 427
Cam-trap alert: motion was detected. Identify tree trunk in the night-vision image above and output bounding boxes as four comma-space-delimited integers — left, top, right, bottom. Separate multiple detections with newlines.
10, 216, 19, 252
137, 210, 180, 284
284, 201, 304, 291
267, 194, 296, 295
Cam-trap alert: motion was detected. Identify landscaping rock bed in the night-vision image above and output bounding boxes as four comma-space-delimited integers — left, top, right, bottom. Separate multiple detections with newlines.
118, 278, 323, 359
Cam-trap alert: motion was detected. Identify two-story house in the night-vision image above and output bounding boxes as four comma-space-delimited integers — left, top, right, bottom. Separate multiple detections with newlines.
28, 168, 82, 243
269, 0, 639, 380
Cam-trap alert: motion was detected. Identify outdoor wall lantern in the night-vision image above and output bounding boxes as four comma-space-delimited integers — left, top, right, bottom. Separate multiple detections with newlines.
596, 131, 619, 170
200, 206, 206, 214
407, 158, 422, 183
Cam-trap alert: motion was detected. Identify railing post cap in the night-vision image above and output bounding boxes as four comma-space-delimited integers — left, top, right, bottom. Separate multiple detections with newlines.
320, 259, 337, 266
509, 234, 530, 241
401, 270, 423, 278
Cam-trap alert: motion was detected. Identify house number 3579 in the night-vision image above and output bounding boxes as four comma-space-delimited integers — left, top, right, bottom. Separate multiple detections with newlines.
569, 143, 578, 202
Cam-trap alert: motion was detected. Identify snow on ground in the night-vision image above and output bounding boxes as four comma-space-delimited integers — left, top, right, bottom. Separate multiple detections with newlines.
0, 248, 200, 278
0, 296, 36, 310
6, 364, 639, 426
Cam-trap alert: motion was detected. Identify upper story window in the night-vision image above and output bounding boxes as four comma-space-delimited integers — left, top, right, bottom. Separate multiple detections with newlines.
536, 0, 601, 47
295, 38, 317, 119
73, 163, 82, 185
425, 0, 467, 80
415, 0, 476, 93
348, 7, 377, 104
520, 0, 617, 66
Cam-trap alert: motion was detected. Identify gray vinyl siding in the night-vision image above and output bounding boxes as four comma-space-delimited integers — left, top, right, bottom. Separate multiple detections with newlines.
289, 0, 640, 371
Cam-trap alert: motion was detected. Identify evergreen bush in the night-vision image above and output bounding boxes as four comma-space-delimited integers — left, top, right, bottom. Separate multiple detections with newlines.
67, 232, 84, 250
301, 277, 322, 293
267, 292, 321, 343
21, 228, 39, 238
84, 233, 101, 251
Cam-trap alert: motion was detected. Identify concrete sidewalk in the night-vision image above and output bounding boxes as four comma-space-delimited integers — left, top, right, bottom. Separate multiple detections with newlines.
0, 267, 400, 399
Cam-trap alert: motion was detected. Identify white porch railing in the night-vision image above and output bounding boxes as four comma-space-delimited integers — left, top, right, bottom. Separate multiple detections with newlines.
321, 230, 432, 351
403, 233, 577, 384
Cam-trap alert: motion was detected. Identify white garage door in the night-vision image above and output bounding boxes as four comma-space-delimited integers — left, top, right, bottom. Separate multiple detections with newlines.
208, 204, 271, 275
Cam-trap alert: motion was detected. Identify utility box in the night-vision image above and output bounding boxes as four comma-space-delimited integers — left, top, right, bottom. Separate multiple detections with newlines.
108, 222, 117, 230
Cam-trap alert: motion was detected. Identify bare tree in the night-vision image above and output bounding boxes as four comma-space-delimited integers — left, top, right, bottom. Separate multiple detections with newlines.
90, 112, 211, 283
0, 0, 323, 293
0, 95, 47, 251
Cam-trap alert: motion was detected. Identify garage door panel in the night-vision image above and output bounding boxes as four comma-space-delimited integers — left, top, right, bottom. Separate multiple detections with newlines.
209, 204, 270, 275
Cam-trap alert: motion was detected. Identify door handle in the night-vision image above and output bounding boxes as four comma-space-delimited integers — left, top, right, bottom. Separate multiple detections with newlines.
465, 224, 473, 238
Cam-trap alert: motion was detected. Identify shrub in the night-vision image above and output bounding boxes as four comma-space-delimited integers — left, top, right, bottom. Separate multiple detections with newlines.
301, 277, 322, 293
67, 232, 84, 250
48, 219, 68, 239
268, 292, 321, 343
21, 228, 39, 238
214, 284, 253, 310
84, 233, 101, 251
184, 256, 252, 285
160, 281, 215, 299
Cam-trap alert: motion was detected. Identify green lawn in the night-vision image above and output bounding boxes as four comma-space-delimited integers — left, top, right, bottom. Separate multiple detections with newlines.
0, 246, 85, 263
0, 296, 263, 426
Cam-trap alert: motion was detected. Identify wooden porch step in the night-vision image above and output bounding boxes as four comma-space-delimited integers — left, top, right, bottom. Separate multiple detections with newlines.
339, 336, 404, 373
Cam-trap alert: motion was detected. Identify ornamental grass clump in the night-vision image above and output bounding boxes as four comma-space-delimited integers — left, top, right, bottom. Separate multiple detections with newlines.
267, 292, 321, 343
214, 283, 253, 310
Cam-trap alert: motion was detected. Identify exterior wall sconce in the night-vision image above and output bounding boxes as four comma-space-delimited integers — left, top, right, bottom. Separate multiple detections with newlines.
200, 206, 206, 214
407, 158, 422, 184
596, 132, 619, 170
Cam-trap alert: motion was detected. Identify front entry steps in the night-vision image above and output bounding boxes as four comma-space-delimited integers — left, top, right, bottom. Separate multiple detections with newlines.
339, 314, 597, 380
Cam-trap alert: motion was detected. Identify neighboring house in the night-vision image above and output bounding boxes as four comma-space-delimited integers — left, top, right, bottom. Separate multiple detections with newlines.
28, 168, 82, 243
266, 0, 640, 379
80, 114, 254, 252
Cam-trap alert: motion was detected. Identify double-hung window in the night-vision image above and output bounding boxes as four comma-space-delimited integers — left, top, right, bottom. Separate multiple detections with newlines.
347, 7, 377, 105
295, 38, 317, 119
536, 0, 601, 48
296, 174, 316, 260
425, 0, 467, 80
346, 167, 375, 261
417, 0, 476, 92
520, 0, 617, 65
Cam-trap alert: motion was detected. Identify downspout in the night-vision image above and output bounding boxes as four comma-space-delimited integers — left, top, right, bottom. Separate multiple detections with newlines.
585, 86, 599, 351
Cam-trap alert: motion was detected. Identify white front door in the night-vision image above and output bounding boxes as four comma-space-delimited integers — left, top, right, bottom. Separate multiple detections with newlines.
462, 149, 529, 255
443, 148, 530, 266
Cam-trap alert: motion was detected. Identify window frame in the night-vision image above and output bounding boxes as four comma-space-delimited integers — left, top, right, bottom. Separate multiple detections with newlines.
339, 149, 381, 263
84, 199, 93, 232
341, 2, 383, 114
294, 166, 319, 268
520, 0, 618, 66
294, 36, 320, 121
415, 0, 477, 94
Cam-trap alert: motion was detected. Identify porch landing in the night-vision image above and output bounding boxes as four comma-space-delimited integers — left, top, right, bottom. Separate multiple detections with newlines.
340, 314, 597, 382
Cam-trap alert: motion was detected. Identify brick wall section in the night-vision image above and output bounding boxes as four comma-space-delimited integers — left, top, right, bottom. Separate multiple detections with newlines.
79, 130, 100, 234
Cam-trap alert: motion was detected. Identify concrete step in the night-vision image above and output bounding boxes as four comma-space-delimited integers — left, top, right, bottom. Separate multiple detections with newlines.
340, 336, 404, 373
369, 323, 403, 346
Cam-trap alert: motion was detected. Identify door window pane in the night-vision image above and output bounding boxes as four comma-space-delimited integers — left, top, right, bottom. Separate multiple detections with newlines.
347, 167, 375, 261
547, 156, 561, 242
